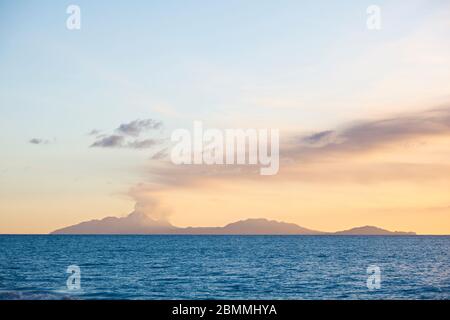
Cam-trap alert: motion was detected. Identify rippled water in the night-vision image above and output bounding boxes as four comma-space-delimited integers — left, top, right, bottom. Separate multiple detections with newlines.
0, 235, 449, 299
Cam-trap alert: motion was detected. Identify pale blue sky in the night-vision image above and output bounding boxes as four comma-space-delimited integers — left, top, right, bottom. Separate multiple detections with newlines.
1, 0, 447, 136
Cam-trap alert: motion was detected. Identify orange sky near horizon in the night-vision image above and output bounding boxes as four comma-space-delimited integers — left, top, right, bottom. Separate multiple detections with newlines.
2, 130, 450, 235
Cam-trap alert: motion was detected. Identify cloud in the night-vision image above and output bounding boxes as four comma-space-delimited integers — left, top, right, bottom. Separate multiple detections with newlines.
90, 118, 165, 149
132, 105, 450, 190
150, 148, 169, 160
90, 135, 124, 148
301, 130, 341, 147
116, 119, 162, 136
90, 136, 162, 149
129, 184, 172, 221
29, 138, 50, 145
88, 129, 101, 136
286, 106, 450, 160
126, 138, 159, 149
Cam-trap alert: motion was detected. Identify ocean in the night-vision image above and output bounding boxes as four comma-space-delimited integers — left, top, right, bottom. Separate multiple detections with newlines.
0, 235, 449, 300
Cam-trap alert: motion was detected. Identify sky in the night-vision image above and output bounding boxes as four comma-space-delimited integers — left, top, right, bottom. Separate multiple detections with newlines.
0, 0, 450, 234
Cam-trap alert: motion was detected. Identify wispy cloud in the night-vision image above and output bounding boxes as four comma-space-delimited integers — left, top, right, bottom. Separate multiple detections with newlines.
29, 138, 50, 145
90, 135, 124, 148
116, 119, 162, 137
126, 138, 159, 149
150, 148, 169, 160
133, 105, 450, 190
88, 129, 101, 136
286, 106, 450, 160
90, 118, 164, 149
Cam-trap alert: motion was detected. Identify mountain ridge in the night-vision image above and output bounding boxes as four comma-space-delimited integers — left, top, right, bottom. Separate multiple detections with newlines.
51, 215, 416, 235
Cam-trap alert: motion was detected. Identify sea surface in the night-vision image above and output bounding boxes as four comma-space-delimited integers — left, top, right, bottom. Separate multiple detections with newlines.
0, 235, 449, 300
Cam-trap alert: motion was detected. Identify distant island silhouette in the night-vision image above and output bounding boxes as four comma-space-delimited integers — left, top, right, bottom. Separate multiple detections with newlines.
51, 212, 416, 235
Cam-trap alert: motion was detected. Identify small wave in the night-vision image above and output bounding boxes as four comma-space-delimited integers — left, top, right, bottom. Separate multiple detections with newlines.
0, 290, 77, 300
